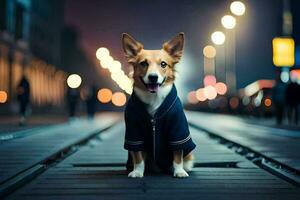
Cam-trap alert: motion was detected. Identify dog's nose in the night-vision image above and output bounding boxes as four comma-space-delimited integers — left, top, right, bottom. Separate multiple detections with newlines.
148, 74, 158, 83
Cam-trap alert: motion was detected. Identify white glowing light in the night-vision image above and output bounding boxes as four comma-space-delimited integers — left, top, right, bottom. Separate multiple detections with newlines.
100, 56, 114, 69
211, 31, 226, 45
221, 15, 236, 29
96, 47, 110, 60
230, 1, 246, 16
67, 74, 82, 89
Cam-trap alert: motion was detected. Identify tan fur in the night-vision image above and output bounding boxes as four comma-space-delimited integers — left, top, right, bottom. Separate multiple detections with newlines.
132, 49, 176, 90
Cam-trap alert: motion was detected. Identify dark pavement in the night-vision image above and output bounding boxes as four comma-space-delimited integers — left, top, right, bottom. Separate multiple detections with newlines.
0, 115, 69, 139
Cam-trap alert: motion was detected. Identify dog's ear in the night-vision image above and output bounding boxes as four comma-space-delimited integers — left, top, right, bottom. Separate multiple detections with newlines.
163, 33, 184, 63
122, 33, 143, 61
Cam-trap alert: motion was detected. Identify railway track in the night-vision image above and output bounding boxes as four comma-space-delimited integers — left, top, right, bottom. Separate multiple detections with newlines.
189, 122, 300, 187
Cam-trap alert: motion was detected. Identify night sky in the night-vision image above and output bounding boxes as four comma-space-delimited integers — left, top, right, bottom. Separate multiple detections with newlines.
65, 0, 294, 100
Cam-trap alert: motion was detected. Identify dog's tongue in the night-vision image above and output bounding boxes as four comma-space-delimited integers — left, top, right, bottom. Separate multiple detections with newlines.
147, 84, 159, 93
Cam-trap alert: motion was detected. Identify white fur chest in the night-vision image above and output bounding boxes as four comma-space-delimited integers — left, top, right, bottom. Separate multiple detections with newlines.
133, 85, 172, 116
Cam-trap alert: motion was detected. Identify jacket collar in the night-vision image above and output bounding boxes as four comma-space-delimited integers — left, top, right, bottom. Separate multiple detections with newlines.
130, 84, 178, 119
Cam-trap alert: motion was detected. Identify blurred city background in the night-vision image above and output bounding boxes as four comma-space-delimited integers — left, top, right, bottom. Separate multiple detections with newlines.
1, 0, 300, 199
0, 0, 299, 127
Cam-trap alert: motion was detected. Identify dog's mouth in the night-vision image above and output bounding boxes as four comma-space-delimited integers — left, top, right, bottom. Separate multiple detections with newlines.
140, 77, 165, 93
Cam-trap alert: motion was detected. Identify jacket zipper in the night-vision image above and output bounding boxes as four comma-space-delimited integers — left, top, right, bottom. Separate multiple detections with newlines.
151, 118, 156, 161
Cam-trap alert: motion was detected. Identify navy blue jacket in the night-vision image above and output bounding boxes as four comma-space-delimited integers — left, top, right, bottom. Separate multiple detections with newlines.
124, 85, 196, 171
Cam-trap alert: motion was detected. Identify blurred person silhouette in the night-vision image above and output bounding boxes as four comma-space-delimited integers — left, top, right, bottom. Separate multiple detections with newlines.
17, 76, 30, 126
272, 73, 286, 125
66, 87, 80, 119
285, 73, 300, 125
82, 84, 97, 119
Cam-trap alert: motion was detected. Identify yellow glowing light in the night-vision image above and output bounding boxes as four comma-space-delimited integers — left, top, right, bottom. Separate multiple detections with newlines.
67, 74, 82, 89
221, 15, 236, 29
203, 45, 216, 59
204, 86, 217, 100
272, 37, 295, 67
230, 1, 246, 16
187, 91, 198, 104
211, 31, 225, 45
196, 88, 207, 102
97, 88, 112, 103
112, 92, 127, 107
0, 91, 8, 103
214, 82, 227, 95
96, 47, 110, 60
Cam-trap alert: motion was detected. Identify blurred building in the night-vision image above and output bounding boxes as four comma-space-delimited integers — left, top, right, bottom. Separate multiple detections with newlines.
0, 0, 67, 113
61, 26, 98, 83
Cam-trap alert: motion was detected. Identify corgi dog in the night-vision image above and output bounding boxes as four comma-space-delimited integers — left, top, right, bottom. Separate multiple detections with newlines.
122, 33, 196, 178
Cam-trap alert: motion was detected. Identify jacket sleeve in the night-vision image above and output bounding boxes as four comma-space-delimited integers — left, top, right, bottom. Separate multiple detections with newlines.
124, 107, 144, 151
167, 99, 196, 153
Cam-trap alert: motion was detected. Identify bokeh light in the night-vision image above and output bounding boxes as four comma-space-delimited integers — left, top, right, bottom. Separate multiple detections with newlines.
196, 88, 207, 102
100, 56, 114, 69
204, 75, 217, 86
272, 38, 295, 67
108, 61, 122, 73
96, 46, 133, 94
96, 47, 110, 60
204, 86, 217, 100
211, 31, 225, 45
229, 97, 239, 109
242, 96, 250, 105
230, 1, 246, 16
214, 82, 227, 95
221, 15, 236, 29
280, 71, 289, 83
0, 91, 8, 103
112, 92, 127, 107
264, 98, 272, 107
67, 74, 82, 89
187, 91, 198, 104
97, 88, 113, 103
203, 45, 216, 59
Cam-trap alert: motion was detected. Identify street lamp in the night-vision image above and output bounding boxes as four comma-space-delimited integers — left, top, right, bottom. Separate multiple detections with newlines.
112, 92, 127, 107
67, 74, 82, 89
211, 31, 226, 45
221, 14, 237, 95
230, 1, 246, 16
203, 45, 217, 76
97, 88, 112, 103
221, 15, 236, 29
203, 45, 216, 59
96, 47, 110, 60
0, 91, 8, 103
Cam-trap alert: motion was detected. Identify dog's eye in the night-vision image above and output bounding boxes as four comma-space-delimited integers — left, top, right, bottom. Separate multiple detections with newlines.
160, 61, 168, 68
139, 61, 149, 68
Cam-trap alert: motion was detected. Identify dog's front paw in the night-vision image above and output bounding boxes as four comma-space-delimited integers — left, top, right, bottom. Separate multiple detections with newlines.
174, 168, 189, 178
128, 170, 144, 178
183, 160, 194, 172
